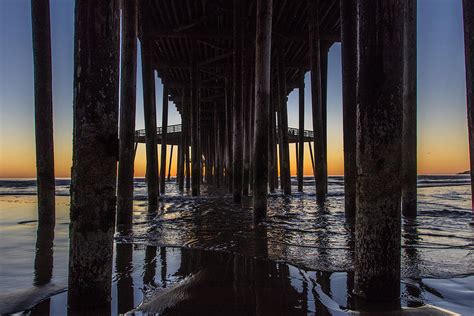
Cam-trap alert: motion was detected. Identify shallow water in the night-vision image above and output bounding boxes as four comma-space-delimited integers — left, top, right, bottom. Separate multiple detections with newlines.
0, 176, 473, 315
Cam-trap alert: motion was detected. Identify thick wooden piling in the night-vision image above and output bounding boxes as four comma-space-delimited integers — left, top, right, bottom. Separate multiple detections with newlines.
68, 0, 119, 309
402, 0, 418, 218
140, 8, 159, 207
340, 0, 357, 219
309, 0, 327, 203
232, 0, 244, 203
463, 0, 474, 217
117, 0, 137, 229
160, 85, 169, 193
191, 64, 201, 196
253, 0, 273, 219
298, 71, 305, 192
355, 0, 405, 306
277, 52, 291, 195
31, 0, 55, 226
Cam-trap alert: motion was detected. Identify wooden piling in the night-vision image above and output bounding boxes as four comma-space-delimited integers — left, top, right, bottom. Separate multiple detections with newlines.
117, 0, 137, 229
321, 41, 329, 194
309, 0, 327, 203
298, 71, 305, 192
31, 0, 55, 226
140, 8, 159, 207
116, 243, 133, 314
355, 0, 405, 306
168, 145, 173, 181
232, 0, 244, 203
277, 52, 291, 195
341, 0, 357, 219
268, 79, 276, 193
225, 75, 233, 192
402, 0, 418, 218
253, 0, 273, 219
243, 67, 251, 196
178, 115, 184, 190
160, 85, 169, 193
463, 0, 474, 218
68, 0, 119, 309
191, 63, 201, 196
185, 105, 191, 190
309, 141, 315, 172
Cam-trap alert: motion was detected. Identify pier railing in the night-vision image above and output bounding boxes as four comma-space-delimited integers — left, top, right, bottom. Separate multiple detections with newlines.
135, 124, 314, 143
135, 124, 314, 140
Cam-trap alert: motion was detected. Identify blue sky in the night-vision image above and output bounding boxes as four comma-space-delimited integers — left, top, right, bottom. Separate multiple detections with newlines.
0, 0, 469, 177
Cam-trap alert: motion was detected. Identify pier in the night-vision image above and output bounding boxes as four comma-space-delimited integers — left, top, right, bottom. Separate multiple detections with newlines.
29, 0, 474, 312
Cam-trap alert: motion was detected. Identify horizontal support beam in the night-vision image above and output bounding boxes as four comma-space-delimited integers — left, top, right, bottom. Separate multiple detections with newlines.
148, 29, 340, 42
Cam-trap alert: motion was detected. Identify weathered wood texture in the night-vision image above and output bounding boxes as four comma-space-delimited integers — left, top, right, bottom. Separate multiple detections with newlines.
253, 0, 273, 219
463, 0, 474, 213
277, 52, 292, 195
160, 85, 169, 193
402, 0, 418, 217
191, 63, 201, 196
355, 0, 405, 305
309, 0, 327, 203
117, 0, 137, 228
298, 71, 305, 192
141, 5, 159, 207
232, 0, 244, 203
340, 0, 357, 218
68, 0, 119, 309
31, 0, 55, 226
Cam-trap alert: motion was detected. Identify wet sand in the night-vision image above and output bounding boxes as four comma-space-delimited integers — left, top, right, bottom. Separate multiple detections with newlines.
0, 176, 473, 314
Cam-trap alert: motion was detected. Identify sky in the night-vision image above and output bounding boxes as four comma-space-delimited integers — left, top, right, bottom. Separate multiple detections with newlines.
0, 0, 470, 178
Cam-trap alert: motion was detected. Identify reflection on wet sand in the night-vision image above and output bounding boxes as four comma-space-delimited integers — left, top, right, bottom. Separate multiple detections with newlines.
1, 182, 473, 315
30, 223, 54, 315
115, 243, 134, 314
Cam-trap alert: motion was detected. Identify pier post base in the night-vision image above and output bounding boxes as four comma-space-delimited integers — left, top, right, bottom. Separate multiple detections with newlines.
298, 71, 305, 192
402, 0, 418, 218
463, 0, 474, 219
341, 0, 357, 219
160, 85, 169, 193
117, 0, 137, 229
309, 0, 327, 203
68, 0, 119, 309
31, 0, 55, 226
355, 0, 405, 306
253, 0, 272, 220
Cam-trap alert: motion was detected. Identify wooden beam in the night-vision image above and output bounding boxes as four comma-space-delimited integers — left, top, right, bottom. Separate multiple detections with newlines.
253, 0, 273, 219
117, 0, 137, 229
309, 0, 327, 203
68, 0, 119, 310
160, 85, 169, 193
232, 0, 244, 203
402, 0, 418, 217
463, 0, 474, 220
355, 0, 405, 306
298, 71, 305, 192
31, 0, 55, 226
341, 0, 357, 219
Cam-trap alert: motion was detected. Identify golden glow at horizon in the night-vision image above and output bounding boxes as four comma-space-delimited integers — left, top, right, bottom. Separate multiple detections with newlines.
0, 127, 470, 178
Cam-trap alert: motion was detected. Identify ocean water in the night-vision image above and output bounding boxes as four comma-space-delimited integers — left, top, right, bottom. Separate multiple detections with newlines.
0, 176, 473, 315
